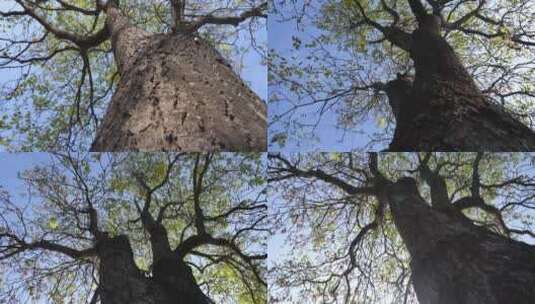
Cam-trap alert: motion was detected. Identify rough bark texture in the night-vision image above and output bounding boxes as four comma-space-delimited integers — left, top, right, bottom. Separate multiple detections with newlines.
385, 178, 535, 304
97, 234, 212, 304
386, 17, 535, 151
90, 6, 267, 152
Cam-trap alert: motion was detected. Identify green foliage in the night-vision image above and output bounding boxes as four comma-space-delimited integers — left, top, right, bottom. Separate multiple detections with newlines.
269, 152, 535, 303
270, 0, 535, 149
0, 153, 266, 303
47, 217, 59, 230
0, 0, 266, 151
206, 263, 266, 304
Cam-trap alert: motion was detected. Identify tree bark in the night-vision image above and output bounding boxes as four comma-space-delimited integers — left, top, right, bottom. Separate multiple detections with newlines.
96, 234, 212, 304
90, 6, 267, 152
386, 17, 535, 151
385, 177, 535, 304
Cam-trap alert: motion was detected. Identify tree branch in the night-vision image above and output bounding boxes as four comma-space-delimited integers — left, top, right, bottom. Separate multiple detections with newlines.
0, 232, 96, 260
471, 152, 483, 198
174, 234, 266, 286
268, 153, 376, 195
192, 153, 212, 236
407, 0, 428, 23
170, 0, 186, 31
351, 0, 412, 51
186, 2, 267, 32
14, 0, 110, 50
453, 196, 509, 236
444, 0, 486, 29
417, 153, 451, 208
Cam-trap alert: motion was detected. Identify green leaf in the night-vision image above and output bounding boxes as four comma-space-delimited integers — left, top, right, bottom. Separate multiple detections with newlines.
152, 161, 167, 181
48, 217, 59, 230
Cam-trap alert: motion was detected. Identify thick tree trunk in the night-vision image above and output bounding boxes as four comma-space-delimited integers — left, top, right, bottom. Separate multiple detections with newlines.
96, 235, 212, 304
90, 6, 266, 152
386, 19, 535, 151
385, 178, 535, 304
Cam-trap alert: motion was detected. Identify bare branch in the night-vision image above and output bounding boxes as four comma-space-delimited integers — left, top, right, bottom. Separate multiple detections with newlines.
186, 2, 267, 32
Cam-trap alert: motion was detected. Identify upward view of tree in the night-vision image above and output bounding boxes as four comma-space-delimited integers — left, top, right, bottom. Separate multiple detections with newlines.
268, 152, 535, 303
0, 152, 267, 303
270, 0, 535, 151
0, 0, 267, 152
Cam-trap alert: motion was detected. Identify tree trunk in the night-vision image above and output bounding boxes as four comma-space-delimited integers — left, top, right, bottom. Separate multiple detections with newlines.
386, 19, 535, 151
90, 6, 267, 152
385, 177, 535, 304
97, 235, 212, 304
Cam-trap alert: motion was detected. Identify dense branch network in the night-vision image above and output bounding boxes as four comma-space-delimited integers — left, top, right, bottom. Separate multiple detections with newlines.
0, 0, 267, 150
0, 152, 267, 303
269, 0, 535, 149
268, 152, 535, 303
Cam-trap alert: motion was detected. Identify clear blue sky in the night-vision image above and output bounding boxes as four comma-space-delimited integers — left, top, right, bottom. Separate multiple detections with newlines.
239, 20, 267, 101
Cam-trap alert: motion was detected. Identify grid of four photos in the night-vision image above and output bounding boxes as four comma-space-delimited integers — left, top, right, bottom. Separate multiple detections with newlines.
0, 0, 534, 303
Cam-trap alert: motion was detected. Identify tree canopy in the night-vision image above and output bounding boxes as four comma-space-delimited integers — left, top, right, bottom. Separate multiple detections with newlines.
0, 152, 267, 303
269, 0, 535, 150
0, 0, 266, 151
268, 152, 535, 303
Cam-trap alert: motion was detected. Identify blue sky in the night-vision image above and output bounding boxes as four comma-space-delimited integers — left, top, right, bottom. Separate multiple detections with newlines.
0, 153, 533, 303
267, 153, 535, 303
1, 0, 535, 302
0, 153, 52, 194
0, 153, 54, 303
268, 0, 535, 153
268, 1, 385, 152
239, 21, 267, 101
0, 153, 267, 303
0, 1, 266, 98
0, 0, 267, 152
